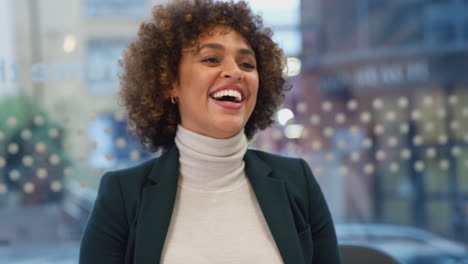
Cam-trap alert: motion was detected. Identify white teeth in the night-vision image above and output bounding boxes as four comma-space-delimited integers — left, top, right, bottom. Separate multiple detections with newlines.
211, 89, 242, 102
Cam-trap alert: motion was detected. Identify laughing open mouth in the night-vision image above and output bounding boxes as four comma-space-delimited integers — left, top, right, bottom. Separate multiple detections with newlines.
210, 89, 243, 103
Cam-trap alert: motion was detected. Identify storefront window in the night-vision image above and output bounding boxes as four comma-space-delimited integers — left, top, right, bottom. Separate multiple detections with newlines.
84, 0, 146, 17
87, 40, 129, 94
1, 0, 468, 262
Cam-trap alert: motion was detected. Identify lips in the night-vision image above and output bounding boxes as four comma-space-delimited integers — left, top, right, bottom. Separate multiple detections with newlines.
208, 84, 247, 110
210, 84, 245, 103
210, 89, 242, 102
210, 97, 243, 110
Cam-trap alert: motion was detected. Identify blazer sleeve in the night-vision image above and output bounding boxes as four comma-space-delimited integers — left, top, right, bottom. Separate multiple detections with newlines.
299, 159, 342, 264
79, 172, 129, 264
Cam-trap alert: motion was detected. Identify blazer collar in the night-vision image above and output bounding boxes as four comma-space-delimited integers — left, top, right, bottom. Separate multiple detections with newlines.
134, 145, 304, 264
134, 146, 180, 264
244, 150, 305, 264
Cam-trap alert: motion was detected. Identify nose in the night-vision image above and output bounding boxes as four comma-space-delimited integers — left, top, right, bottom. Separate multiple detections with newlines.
221, 59, 243, 80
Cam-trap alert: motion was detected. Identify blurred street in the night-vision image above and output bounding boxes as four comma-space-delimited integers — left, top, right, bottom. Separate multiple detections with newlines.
1, 241, 79, 264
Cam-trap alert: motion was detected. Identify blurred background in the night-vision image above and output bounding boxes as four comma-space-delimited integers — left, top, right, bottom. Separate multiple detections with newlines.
1, 0, 468, 263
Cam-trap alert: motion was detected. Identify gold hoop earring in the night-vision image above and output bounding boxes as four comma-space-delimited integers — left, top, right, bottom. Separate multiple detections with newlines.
171, 96, 177, 104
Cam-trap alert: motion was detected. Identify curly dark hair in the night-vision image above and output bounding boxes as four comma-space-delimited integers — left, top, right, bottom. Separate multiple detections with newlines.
118, 0, 290, 153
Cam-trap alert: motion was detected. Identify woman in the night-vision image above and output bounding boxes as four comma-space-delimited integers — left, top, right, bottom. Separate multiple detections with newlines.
79, 0, 341, 263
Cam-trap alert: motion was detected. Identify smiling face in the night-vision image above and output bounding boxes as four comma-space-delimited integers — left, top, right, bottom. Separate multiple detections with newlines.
171, 26, 259, 139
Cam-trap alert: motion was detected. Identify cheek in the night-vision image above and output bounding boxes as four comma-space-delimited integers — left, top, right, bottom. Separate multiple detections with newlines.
248, 76, 259, 101
245, 70, 258, 87
189, 71, 218, 95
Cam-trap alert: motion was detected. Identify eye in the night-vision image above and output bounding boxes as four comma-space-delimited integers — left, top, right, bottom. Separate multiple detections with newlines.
201, 57, 220, 64
240, 62, 256, 70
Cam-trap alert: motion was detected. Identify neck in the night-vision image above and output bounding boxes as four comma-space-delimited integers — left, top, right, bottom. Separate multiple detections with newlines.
174, 125, 248, 191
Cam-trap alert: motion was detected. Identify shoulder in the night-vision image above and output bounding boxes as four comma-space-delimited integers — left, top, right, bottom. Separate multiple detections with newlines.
247, 148, 308, 173
246, 148, 322, 196
93, 156, 160, 220
247, 148, 302, 165
247, 149, 322, 222
246, 148, 314, 190
96, 156, 159, 203
108, 157, 158, 182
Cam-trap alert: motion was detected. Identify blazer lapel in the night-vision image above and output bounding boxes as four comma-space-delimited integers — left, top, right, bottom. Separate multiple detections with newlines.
244, 150, 305, 264
133, 146, 304, 264
134, 145, 180, 264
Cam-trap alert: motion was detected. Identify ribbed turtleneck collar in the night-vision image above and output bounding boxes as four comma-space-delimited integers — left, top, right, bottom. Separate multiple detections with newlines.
174, 125, 248, 192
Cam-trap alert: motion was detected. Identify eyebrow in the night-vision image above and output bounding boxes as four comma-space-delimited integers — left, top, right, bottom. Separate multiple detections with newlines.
199, 43, 255, 57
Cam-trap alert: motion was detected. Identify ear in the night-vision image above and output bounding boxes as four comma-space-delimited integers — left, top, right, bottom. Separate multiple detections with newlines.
169, 81, 179, 98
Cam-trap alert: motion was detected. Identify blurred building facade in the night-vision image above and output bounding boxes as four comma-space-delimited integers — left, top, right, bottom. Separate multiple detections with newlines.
12, 0, 165, 176
2, 0, 468, 249
0, 0, 17, 97
0, 0, 166, 243
299, 0, 468, 242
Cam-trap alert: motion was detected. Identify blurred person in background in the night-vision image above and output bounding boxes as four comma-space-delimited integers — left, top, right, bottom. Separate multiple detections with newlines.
79, 0, 340, 263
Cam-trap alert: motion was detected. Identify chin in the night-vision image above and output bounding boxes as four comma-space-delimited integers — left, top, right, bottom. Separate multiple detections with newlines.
212, 119, 246, 138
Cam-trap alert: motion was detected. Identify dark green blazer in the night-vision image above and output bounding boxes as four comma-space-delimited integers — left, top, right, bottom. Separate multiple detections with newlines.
79, 145, 341, 264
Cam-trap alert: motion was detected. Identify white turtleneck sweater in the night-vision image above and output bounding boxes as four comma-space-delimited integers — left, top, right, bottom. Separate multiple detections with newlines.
160, 125, 284, 263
